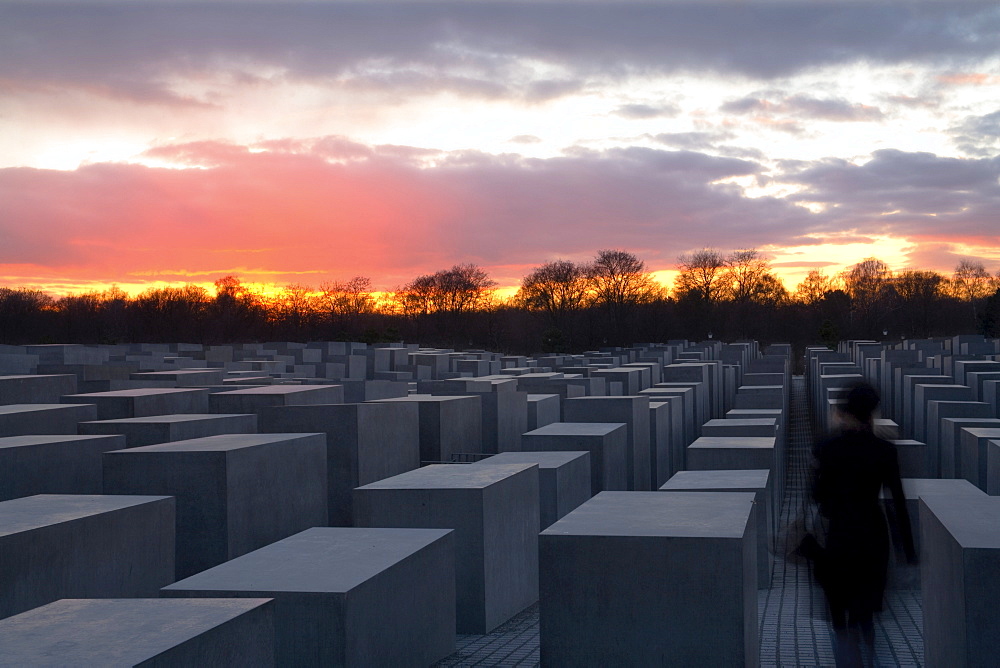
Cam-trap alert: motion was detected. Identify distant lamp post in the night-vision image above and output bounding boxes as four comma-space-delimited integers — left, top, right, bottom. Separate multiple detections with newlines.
882, 329, 888, 341
707, 331, 713, 340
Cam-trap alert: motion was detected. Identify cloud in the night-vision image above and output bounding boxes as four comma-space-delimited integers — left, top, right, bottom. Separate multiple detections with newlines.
0, 139, 811, 287
653, 131, 735, 151
508, 135, 542, 144
721, 94, 884, 122
952, 110, 1000, 157
2, 2, 998, 108
783, 149, 1000, 244
616, 103, 681, 120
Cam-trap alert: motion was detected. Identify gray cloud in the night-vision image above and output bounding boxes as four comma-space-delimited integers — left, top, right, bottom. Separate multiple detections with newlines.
952, 110, 1000, 157
616, 103, 681, 119
2, 2, 998, 106
722, 94, 884, 122
653, 131, 735, 150
784, 149, 1000, 241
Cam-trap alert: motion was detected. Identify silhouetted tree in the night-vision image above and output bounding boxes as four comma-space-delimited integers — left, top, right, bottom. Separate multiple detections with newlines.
587, 249, 662, 345
674, 248, 726, 302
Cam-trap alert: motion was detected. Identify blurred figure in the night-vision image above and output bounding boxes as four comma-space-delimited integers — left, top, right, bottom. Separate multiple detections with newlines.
813, 382, 915, 667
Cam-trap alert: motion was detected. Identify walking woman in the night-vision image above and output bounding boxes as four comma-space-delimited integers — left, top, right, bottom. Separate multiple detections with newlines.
812, 381, 916, 667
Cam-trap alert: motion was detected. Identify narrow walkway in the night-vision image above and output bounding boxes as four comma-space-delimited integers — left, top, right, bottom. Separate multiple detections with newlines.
437, 376, 924, 667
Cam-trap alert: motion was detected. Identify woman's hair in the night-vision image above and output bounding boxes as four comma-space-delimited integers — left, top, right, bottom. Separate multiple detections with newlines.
841, 381, 880, 423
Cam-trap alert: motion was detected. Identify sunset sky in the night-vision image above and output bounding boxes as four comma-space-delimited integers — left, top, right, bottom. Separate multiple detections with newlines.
2, 1, 999, 296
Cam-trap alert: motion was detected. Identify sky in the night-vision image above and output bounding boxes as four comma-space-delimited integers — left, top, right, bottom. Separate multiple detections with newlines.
1, 0, 999, 297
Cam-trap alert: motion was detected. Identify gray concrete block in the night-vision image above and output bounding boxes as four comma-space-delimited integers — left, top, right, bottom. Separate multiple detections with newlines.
940, 418, 1000, 480
687, 436, 776, 472
130, 368, 226, 386
103, 433, 327, 579
920, 494, 1000, 667
0, 435, 126, 501
892, 439, 929, 479
925, 401, 994, 478
914, 384, 973, 443
701, 418, 778, 438
540, 491, 757, 667
660, 469, 773, 588
989, 440, 1000, 496
0, 598, 274, 665
959, 427, 1000, 491
0, 374, 77, 405
78, 413, 256, 448
163, 527, 455, 667
0, 494, 175, 619
0, 403, 98, 437
476, 451, 591, 529
527, 394, 560, 431
208, 384, 343, 414
354, 463, 539, 634
564, 396, 651, 491
62, 388, 210, 420
375, 394, 482, 463
648, 400, 673, 489
258, 402, 421, 526
521, 422, 628, 494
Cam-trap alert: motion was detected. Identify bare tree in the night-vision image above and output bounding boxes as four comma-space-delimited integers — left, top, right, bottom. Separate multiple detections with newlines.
320, 276, 377, 316
841, 257, 894, 336
952, 259, 993, 321
395, 264, 497, 315
793, 270, 838, 305
587, 249, 662, 343
719, 249, 786, 303
517, 260, 590, 321
674, 248, 727, 301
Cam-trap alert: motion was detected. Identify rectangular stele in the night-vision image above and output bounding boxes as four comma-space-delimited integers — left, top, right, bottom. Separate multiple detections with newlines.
163, 527, 455, 667
540, 491, 758, 667
520, 422, 628, 495
920, 494, 1000, 667
476, 451, 592, 530
660, 469, 772, 588
563, 396, 651, 491
353, 463, 539, 634
78, 413, 257, 448
0, 598, 274, 665
103, 433, 327, 579
0, 434, 126, 501
0, 494, 175, 619
61, 388, 211, 420
258, 402, 421, 526
0, 403, 97, 437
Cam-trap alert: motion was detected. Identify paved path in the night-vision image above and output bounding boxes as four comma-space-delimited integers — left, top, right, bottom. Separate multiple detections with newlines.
437, 376, 924, 666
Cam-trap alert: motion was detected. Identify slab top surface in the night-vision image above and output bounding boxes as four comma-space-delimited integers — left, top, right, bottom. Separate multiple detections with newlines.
0, 494, 172, 537
703, 418, 778, 427
921, 495, 1000, 548
660, 469, 770, 491
0, 403, 87, 415
689, 436, 776, 449
541, 491, 754, 538
106, 432, 321, 453
83, 414, 250, 425
524, 422, 626, 437
377, 394, 473, 403
214, 385, 333, 396
164, 527, 452, 593
63, 388, 204, 399
0, 598, 272, 664
478, 451, 589, 468
0, 434, 121, 449
356, 463, 536, 490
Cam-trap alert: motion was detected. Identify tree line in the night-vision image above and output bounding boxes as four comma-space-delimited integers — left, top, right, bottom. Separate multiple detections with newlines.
1, 249, 999, 353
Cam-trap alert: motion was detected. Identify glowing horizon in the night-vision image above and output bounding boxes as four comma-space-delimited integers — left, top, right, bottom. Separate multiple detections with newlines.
2, 2, 998, 297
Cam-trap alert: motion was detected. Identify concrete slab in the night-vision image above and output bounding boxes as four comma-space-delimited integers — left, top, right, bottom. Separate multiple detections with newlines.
354, 463, 539, 634
78, 413, 256, 448
539, 491, 757, 666
0, 494, 175, 618
103, 433, 327, 579
520, 422, 628, 494
163, 527, 455, 666
0, 598, 274, 665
